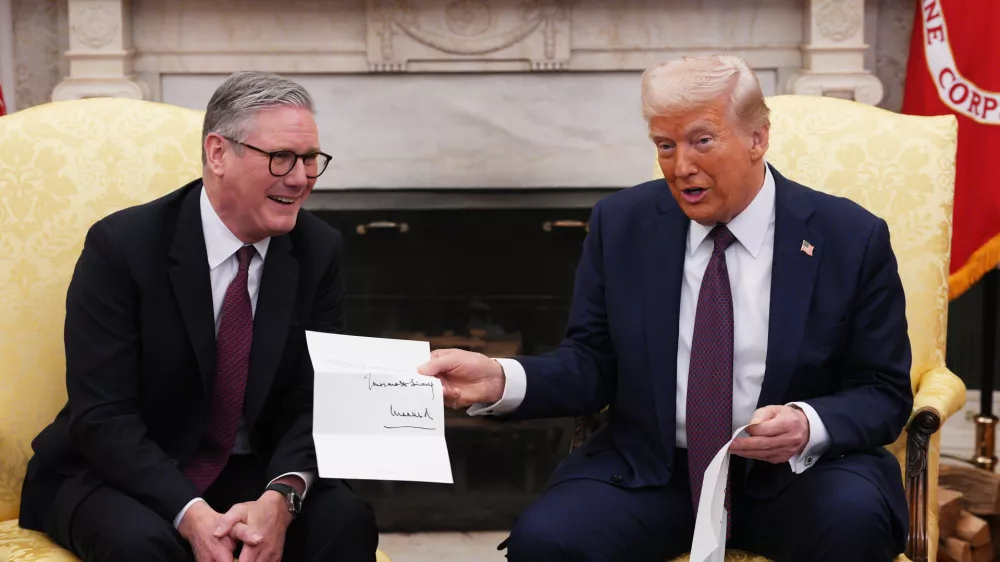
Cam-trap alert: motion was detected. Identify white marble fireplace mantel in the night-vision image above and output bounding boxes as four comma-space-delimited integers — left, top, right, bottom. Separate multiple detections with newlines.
52, 0, 883, 190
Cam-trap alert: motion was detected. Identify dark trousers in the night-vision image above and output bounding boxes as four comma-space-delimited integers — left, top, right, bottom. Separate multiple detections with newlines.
34, 455, 378, 562
504, 450, 899, 562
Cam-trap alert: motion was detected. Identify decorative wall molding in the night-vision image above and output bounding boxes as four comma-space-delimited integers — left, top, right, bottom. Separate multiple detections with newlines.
816, 0, 864, 42
53, 0, 147, 102
787, 70, 885, 106
13, 1, 913, 114
71, 4, 119, 49
365, 0, 570, 72
125, 0, 811, 79
788, 0, 885, 106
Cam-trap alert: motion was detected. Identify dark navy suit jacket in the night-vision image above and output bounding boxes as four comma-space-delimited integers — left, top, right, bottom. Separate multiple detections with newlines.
508, 164, 913, 539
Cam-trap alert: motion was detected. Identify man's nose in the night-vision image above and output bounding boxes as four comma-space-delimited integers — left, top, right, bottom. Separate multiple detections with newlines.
285, 157, 309, 186
674, 147, 698, 178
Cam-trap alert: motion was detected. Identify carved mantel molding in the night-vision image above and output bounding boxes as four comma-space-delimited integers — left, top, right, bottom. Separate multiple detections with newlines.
366, 0, 570, 72
51, 0, 885, 106
787, 0, 884, 105
52, 0, 146, 102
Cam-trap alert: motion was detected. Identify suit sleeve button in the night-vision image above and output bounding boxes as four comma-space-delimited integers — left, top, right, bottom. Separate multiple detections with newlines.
611, 475, 623, 483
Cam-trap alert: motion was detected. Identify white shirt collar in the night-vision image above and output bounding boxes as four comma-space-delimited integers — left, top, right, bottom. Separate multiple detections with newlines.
200, 185, 270, 269
687, 163, 776, 258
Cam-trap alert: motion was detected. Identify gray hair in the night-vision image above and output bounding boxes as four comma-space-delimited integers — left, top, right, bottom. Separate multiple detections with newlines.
201, 71, 315, 164
640, 54, 770, 130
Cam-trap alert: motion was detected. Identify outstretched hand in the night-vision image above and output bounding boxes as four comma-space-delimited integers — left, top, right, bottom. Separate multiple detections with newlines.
417, 348, 506, 409
730, 405, 810, 464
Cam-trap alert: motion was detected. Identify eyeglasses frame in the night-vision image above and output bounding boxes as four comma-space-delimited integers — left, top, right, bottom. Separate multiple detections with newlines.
220, 134, 332, 179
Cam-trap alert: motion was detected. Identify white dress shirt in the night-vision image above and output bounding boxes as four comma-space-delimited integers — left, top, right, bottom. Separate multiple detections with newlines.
172, 186, 315, 528
470, 165, 830, 474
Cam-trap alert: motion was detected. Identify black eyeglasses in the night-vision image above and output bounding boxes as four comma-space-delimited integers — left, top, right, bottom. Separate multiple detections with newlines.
221, 135, 332, 179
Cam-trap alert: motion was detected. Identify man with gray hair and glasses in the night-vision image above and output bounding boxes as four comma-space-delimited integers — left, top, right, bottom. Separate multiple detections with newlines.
18, 71, 379, 562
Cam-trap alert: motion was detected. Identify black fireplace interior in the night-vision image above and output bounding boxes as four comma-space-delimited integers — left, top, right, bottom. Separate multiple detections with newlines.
311, 192, 607, 532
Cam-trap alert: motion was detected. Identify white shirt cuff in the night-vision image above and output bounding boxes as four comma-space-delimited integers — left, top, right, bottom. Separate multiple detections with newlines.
466, 358, 526, 416
173, 497, 205, 529
787, 401, 831, 474
270, 471, 316, 499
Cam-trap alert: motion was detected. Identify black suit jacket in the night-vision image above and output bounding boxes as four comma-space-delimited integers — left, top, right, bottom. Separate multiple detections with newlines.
509, 165, 913, 549
20, 179, 345, 534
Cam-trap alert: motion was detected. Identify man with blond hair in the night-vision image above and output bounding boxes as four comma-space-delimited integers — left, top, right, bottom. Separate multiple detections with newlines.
419, 55, 911, 561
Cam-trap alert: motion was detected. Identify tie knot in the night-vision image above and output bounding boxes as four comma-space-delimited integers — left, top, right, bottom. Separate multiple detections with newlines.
236, 245, 255, 272
709, 225, 736, 254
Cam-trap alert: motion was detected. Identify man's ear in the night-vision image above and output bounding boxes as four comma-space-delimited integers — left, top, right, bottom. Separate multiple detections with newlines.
204, 133, 227, 177
749, 122, 770, 162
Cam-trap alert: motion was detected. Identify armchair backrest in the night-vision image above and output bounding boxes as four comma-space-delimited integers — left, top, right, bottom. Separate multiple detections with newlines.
0, 98, 205, 520
652, 94, 959, 390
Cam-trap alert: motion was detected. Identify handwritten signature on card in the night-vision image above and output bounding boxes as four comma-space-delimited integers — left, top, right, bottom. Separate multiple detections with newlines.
365, 373, 436, 399
363, 372, 439, 431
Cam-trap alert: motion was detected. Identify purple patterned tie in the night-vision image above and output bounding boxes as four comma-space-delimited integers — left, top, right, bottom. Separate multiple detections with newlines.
686, 224, 736, 537
183, 245, 255, 493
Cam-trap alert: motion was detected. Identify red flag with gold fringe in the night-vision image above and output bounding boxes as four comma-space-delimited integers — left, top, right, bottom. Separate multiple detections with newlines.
902, 0, 1000, 299
0, 84, 6, 116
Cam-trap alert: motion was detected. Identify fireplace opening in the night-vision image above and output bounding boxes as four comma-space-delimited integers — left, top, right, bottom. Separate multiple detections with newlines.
311, 196, 606, 532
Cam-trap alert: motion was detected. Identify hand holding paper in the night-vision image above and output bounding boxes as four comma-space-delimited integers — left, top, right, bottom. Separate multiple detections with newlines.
306, 331, 453, 484
729, 405, 810, 464
417, 348, 506, 408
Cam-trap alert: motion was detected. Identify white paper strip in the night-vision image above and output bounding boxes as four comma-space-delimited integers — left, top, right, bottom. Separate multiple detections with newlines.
689, 424, 754, 562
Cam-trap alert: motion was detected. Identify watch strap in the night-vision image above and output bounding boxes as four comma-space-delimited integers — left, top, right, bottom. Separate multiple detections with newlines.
265, 483, 301, 518
266, 482, 296, 496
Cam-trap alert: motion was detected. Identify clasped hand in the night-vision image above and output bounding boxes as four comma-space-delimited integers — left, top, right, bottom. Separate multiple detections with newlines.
178, 492, 292, 562
729, 405, 810, 464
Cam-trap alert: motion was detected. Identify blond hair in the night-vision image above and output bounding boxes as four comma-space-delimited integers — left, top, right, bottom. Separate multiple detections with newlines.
640, 54, 770, 130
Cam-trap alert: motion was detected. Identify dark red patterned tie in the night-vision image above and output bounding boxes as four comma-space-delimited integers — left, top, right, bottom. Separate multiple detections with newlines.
686, 224, 736, 537
183, 245, 255, 493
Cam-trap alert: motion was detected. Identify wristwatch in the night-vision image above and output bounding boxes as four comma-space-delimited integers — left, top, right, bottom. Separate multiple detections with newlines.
265, 483, 303, 519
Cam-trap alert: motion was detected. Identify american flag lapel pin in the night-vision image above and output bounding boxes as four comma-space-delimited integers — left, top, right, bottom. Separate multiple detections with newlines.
800, 240, 814, 256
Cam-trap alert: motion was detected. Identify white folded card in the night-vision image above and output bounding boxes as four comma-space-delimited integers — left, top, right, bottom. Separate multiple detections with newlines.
689, 423, 757, 562
306, 331, 454, 484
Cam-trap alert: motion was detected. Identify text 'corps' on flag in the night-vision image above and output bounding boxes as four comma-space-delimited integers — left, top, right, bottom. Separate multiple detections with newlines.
902, 0, 1000, 299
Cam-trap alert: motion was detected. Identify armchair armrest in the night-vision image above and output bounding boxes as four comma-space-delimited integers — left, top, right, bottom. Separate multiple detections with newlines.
911, 366, 967, 424
905, 366, 966, 562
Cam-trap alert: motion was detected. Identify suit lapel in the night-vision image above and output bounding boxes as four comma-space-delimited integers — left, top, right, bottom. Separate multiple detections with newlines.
244, 234, 299, 429
756, 167, 823, 409
168, 183, 218, 398
642, 186, 689, 452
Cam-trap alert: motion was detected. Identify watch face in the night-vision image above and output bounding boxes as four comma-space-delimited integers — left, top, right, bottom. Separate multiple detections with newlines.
290, 493, 303, 513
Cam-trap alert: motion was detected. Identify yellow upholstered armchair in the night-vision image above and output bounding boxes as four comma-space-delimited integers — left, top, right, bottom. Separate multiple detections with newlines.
0, 98, 391, 562
572, 95, 967, 562
751, 95, 965, 562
